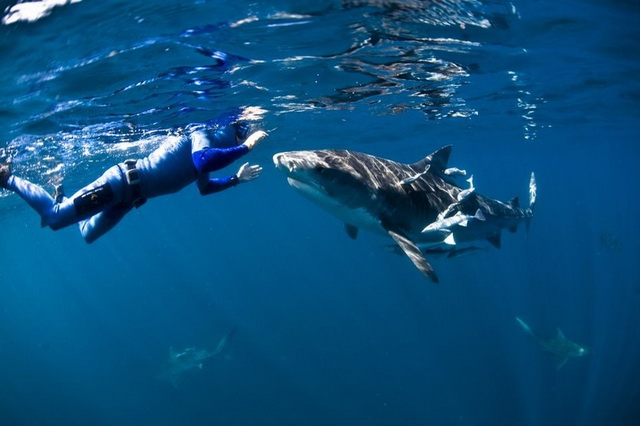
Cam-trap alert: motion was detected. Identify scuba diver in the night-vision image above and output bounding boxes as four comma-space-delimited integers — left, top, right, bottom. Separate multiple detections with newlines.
0, 114, 267, 243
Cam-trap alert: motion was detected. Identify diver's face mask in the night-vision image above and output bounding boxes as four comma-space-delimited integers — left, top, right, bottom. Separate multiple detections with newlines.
209, 121, 252, 148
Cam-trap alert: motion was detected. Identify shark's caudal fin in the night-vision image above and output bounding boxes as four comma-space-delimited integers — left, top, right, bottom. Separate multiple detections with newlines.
410, 145, 452, 174
529, 172, 537, 210
388, 230, 439, 283
526, 172, 537, 232
213, 328, 236, 357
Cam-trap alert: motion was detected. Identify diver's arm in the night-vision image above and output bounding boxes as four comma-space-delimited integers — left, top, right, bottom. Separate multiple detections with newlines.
191, 130, 267, 174
196, 163, 262, 195
197, 174, 239, 195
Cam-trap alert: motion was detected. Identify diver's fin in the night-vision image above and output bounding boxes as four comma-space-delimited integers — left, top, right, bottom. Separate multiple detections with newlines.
345, 223, 359, 240
410, 145, 452, 173
487, 231, 501, 248
387, 230, 439, 283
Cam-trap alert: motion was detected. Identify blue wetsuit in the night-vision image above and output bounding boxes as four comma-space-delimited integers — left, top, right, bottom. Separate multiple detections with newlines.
3, 126, 250, 243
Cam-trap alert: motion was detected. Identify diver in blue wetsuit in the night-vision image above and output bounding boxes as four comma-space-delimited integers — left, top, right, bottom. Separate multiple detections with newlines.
0, 122, 267, 243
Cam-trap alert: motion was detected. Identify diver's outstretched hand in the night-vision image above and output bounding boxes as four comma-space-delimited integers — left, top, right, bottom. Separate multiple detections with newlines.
236, 162, 263, 183
242, 130, 268, 151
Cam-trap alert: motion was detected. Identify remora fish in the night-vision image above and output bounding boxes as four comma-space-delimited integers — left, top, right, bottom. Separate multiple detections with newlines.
422, 209, 486, 242
516, 317, 588, 369
273, 146, 536, 283
158, 328, 235, 387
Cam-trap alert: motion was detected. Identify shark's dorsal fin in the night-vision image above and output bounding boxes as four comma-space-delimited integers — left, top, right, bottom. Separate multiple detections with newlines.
345, 223, 359, 240
556, 328, 566, 340
411, 145, 452, 173
509, 197, 520, 208
487, 231, 501, 248
387, 230, 439, 283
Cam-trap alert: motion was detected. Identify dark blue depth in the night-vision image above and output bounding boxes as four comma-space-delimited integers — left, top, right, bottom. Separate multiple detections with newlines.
0, 1, 639, 425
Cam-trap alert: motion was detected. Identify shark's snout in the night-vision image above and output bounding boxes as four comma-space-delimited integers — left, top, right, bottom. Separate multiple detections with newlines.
273, 153, 292, 173
273, 153, 284, 168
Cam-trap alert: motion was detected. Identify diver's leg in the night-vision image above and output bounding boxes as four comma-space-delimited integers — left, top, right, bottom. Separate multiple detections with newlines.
3, 175, 58, 222
2, 165, 127, 230
79, 203, 132, 244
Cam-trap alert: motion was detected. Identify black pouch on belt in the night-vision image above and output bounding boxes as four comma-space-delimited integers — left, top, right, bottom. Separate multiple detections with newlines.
73, 184, 115, 216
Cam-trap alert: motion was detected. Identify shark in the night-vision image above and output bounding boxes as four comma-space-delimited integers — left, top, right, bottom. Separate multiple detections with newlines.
158, 328, 235, 387
273, 145, 536, 283
516, 317, 588, 369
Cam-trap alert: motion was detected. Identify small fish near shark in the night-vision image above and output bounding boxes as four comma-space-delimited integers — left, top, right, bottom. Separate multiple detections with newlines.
157, 328, 235, 387
273, 145, 536, 283
516, 317, 588, 369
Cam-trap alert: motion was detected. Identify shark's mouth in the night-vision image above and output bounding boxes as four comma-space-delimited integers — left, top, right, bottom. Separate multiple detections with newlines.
286, 177, 326, 197
274, 153, 327, 196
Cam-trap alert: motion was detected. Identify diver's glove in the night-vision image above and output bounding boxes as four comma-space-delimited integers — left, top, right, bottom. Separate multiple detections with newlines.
242, 130, 268, 151
236, 162, 263, 183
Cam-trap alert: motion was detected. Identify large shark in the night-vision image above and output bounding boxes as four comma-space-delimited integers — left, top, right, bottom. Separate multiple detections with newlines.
516, 317, 588, 369
158, 329, 235, 387
273, 146, 536, 282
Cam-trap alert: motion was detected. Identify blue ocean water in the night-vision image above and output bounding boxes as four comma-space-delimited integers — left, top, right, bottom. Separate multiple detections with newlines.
0, 0, 639, 425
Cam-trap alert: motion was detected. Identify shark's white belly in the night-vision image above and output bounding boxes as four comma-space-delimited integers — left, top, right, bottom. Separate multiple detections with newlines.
288, 178, 387, 236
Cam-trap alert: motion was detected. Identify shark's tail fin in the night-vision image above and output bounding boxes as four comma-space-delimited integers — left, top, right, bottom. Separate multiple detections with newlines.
528, 172, 537, 211
515, 316, 534, 337
525, 172, 536, 232
213, 328, 236, 357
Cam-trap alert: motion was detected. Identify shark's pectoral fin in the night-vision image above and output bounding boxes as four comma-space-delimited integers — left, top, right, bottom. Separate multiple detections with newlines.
487, 231, 501, 248
387, 230, 439, 283
344, 223, 359, 240
444, 233, 456, 245
557, 356, 570, 370
515, 317, 534, 337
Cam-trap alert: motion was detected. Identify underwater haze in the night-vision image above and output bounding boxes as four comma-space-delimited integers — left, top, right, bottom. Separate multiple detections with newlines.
1, 0, 639, 425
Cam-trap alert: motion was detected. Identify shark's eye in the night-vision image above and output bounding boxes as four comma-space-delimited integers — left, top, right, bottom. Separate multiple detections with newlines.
315, 166, 325, 174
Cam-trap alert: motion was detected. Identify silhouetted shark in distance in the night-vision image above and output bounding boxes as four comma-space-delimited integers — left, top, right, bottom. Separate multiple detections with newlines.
516, 317, 588, 369
158, 328, 235, 387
